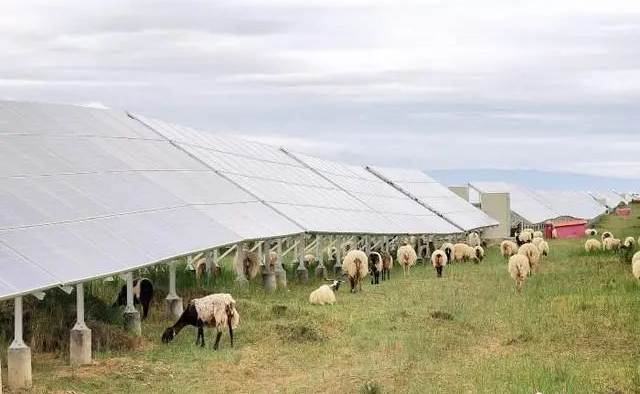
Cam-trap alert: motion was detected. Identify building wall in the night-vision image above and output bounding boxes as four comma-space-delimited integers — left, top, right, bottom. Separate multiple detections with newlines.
555, 223, 587, 238
480, 192, 511, 239
449, 186, 469, 202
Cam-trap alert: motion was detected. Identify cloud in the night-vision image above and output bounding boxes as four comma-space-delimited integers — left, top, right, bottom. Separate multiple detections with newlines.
0, 0, 639, 183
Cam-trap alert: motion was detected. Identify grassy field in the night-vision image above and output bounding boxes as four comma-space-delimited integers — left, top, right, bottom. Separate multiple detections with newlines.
3, 212, 640, 393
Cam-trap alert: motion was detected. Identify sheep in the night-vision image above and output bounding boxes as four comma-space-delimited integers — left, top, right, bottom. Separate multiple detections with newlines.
585, 228, 597, 237
396, 245, 418, 277
632, 252, 640, 281
328, 247, 337, 261
430, 250, 448, 277
309, 279, 343, 305
603, 237, 621, 251
268, 251, 278, 270
440, 242, 455, 263
234, 250, 261, 280
518, 243, 541, 272
532, 237, 543, 247
343, 250, 368, 292
538, 240, 549, 257
585, 239, 601, 252
601, 231, 613, 242
467, 232, 481, 247
473, 245, 484, 263
515, 231, 532, 246
533, 230, 543, 239
500, 240, 519, 258
195, 258, 206, 279
622, 236, 636, 249
368, 252, 383, 285
113, 278, 154, 320
381, 251, 393, 281
341, 240, 356, 255
161, 293, 239, 349
453, 243, 474, 263
523, 228, 534, 235
508, 254, 531, 292
304, 253, 316, 267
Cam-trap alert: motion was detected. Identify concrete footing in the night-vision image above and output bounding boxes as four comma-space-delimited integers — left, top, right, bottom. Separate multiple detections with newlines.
275, 270, 287, 289
262, 272, 276, 292
315, 266, 327, 279
235, 276, 249, 289
165, 295, 183, 321
7, 345, 32, 390
123, 310, 141, 336
70, 325, 92, 365
334, 264, 343, 277
296, 267, 308, 284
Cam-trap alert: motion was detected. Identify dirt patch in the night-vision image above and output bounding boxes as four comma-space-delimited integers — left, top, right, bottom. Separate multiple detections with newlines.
430, 310, 454, 321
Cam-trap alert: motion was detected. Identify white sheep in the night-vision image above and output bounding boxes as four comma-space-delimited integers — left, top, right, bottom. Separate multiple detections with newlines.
309, 279, 343, 305
601, 231, 613, 242
195, 258, 207, 279
268, 251, 278, 270
508, 254, 531, 292
518, 243, 541, 272
342, 250, 368, 292
234, 250, 261, 280
516, 231, 532, 245
622, 236, 636, 249
632, 252, 640, 281
532, 237, 543, 247
500, 240, 518, 258
523, 228, 534, 235
304, 253, 316, 267
533, 230, 543, 239
467, 232, 481, 247
603, 237, 621, 251
538, 240, 549, 257
396, 245, 417, 277
585, 239, 601, 252
453, 243, 474, 263
161, 293, 239, 350
585, 228, 597, 237
430, 250, 448, 277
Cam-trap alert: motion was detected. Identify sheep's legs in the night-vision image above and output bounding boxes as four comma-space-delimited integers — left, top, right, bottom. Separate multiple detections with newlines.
213, 331, 222, 350
349, 277, 357, 293
228, 319, 234, 348
435, 266, 443, 277
196, 324, 205, 347
141, 299, 150, 320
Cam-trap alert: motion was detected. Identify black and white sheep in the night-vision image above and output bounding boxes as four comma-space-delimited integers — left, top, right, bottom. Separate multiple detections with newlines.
440, 242, 455, 263
113, 278, 154, 320
430, 250, 448, 277
585, 228, 597, 237
309, 279, 343, 305
161, 293, 239, 349
601, 231, 613, 242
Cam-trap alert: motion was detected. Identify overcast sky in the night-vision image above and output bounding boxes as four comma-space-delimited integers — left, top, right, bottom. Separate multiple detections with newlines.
1, 0, 639, 182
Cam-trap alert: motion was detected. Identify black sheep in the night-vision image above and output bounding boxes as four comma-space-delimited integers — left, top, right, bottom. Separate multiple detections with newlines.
369, 252, 382, 285
113, 278, 154, 320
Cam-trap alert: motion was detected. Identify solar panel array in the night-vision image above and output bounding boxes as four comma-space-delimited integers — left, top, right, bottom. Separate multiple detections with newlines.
533, 191, 606, 221
284, 152, 460, 234
0, 101, 302, 300
368, 166, 499, 231
587, 191, 625, 209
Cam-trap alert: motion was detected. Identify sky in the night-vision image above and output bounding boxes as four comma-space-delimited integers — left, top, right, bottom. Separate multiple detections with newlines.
1, 0, 639, 188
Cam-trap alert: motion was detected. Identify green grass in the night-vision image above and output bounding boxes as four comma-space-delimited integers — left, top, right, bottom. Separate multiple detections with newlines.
2, 212, 640, 393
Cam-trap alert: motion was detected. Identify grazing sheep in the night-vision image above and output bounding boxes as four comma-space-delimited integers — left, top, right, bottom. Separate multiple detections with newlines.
508, 254, 531, 292
161, 293, 239, 349
538, 240, 549, 257
515, 231, 532, 246
453, 243, 474, 263
430, 250, 448, 277
518, 243, 541, 271
235, 250, 261, 280
381, 251, 393, 281
523, 228, 534, 235
343, 250, 369, 292
533, 230, 543, 239
467, 232, 481, 247
622, 237, 636, 249
585, 239, 601, 253
328, 247, 337, 261
342, 240, 356, 255
309, 279, 343, 305
585, 229, 597, 237
500, 240, 519, 258
601, 231, 613, 242
304, 253, 316, 267
603, 237, 621, 251
396, 245, 418, 277
113, 278, 154, 320
473, 245, 485, 263
632, 252, 640, 281
268, 251, 278, 270
195, 258, 207, 279
440, 242, 455, 263
532, 237, 543, 247
368, 252, 383, 285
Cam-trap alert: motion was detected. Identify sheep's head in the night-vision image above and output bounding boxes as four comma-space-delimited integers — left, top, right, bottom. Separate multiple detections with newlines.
161, 327, 176, 343
326, 279, 342, 292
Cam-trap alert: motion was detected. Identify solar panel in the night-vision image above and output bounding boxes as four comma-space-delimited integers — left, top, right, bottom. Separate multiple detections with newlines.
469, 181, 558, 225
132, 114, 424, 235
286, 152, 460, 234
532, 191, 606, 221
0, 101, 302, 300
368, 166, 499, 231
